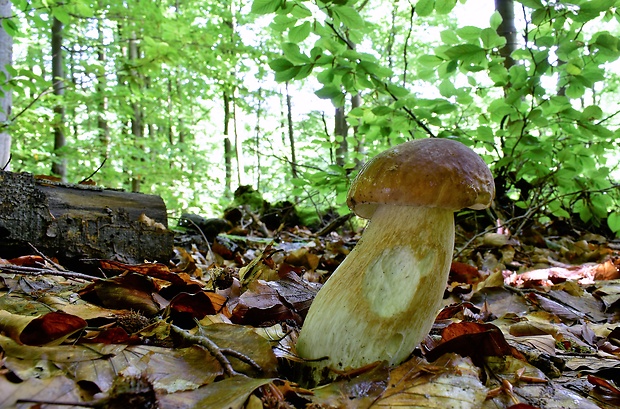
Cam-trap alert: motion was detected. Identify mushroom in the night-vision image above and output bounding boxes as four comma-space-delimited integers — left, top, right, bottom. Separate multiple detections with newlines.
296, 138, 495, 373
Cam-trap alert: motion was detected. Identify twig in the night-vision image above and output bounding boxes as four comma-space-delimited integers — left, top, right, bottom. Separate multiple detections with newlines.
28, 242, 67, 271
220, 348, 263, 372
1, 153, 11, 170
3, 87, 54, 129
182, 217, 215, 264
79, 157, 107, 184
170, 324, 237, 377
0, 264, 95, 281
315, 213, 354, 236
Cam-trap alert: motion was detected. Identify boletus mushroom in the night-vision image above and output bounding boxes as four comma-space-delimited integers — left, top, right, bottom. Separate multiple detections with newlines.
296, 138, 495, 373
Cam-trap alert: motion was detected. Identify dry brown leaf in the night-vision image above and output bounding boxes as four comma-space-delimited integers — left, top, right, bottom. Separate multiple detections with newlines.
197, 322, 279, 377
157, 375, 273, 409
372, 354, 487, 408
0, 373, 86, 408
0, 310, 86, 346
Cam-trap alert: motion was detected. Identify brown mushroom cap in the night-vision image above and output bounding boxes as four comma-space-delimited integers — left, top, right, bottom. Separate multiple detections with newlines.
347, 138, 495, 219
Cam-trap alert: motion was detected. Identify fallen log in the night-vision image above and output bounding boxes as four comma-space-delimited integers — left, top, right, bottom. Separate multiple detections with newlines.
0, 171, 173, 265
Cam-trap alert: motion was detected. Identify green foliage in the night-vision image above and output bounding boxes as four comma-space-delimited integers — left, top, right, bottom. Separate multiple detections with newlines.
255, 0, 620, 235
4, 0, 620, 237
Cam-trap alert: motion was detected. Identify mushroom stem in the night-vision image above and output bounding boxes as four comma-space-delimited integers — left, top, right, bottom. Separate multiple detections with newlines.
296, 204, 454, 371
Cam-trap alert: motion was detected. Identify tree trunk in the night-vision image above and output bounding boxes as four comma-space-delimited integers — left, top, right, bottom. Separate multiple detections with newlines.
51, 17, 67, 180
285, 83, 298, 178
223, 91, 233, 195
97, 7, 110, 157
128, 31, 143, 192
0, 0, 12, 171
254, 88, 263, 190
351, 93, 363, 168
0, 170, 173, 265
495, 0, 517, 71
233, 91, 243, 186
334, 106, 348, 166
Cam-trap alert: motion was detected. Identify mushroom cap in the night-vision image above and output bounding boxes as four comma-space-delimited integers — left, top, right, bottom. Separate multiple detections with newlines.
347, 138, 495, 219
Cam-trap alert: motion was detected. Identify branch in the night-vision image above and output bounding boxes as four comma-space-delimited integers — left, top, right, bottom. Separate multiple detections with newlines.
324, 21, 435, 137
0, 264, 95, 282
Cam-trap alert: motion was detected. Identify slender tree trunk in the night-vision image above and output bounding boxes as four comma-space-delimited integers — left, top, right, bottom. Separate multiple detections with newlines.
254, 88, 262, 190
51, 16, 67, 180
68, 46, 79, 140
233, 91, 243, 186
351, 93, 363, 168
495, 0, 517, 72
223, 91, 233, 194
285, 83, 298, 178
96, 10, 109, 158
167, 76, 173, 144
128, 31, 143, 192
0, 0, 12, 171
334, 106, 348, 166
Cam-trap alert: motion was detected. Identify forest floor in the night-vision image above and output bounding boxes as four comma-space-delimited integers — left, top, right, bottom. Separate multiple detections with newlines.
0, 209, 620, 409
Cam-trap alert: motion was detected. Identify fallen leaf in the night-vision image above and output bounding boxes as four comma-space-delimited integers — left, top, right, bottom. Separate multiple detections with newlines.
426, 322, 524, 366
0, 310, 86, 346
374, 354, 487, 408
157, 375, 273, 409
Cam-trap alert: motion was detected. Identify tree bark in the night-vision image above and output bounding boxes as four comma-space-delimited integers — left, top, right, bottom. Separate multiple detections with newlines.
0, 171, 173, 265
223, 91, 233, 195
233, 91, 243, 186
351, 93, 363, 168
254, 88, 263, 190
495, 0, 517, 71
334, 106, 348, 166
0, 0, 12, 171
97, 7, 110, 157
285, 83, 298, 178
51, 17, 67, 180
128, 31, 143, 192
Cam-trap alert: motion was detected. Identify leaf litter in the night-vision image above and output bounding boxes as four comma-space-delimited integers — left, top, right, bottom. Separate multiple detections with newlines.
0, 214, 619, 408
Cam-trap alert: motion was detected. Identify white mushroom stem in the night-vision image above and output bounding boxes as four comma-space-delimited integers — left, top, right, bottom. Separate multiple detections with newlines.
296, 204, 454, 371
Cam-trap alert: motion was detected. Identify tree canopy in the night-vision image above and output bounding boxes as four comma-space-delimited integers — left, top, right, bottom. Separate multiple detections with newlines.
0, 0, 619, 236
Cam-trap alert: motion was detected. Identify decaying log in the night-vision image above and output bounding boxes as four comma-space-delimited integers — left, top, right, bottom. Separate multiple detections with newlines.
0, 171, 173, 264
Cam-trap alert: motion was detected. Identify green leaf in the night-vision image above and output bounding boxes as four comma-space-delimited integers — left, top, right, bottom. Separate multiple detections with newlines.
438, 79, 456, 97
282, 42, 311, 64
2, 18, 18, 36
440, 29, 460, 45
481, 28, 505, 49
445, 44, 485, 60
358, 61, 393, 79
52, 7, 71, 24
315, 84, 342, 100
268, 58, 294, 72
564, 82, 585, 99
581, 105, 603, 121
289, 21, 311, 43
490, 10, 503, 30
565, 63, 582, 75
477, 126, 494, 142
594, 33, 619, 53
332, 5, 365, 29
416, 0, 435, 17
386, 83, 410, 98
290, 3, 313, 18
518, 0, 543, 8
251, 0, 283, 14
456, 26, 481, 42
435, 0, 457, 14
418, 54, 444, 67
274, 66, 302, 82
372, 106, 394, 115
608, 212, 620, 234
